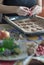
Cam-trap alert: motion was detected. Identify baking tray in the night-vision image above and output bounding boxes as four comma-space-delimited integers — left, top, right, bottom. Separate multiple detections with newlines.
4, 16, 44, 36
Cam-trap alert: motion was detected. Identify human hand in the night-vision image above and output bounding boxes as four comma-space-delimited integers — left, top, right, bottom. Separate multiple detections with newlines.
31, 5, 42, 15
17, 6, 32, 16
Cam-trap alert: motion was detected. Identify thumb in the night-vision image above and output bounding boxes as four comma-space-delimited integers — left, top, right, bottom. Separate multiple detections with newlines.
27, 10, 32, 16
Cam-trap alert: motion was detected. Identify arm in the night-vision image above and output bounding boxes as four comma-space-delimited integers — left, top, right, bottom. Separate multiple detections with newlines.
0, 0, 19, 14
37, 0, 42, 13
31, 0, 42, 15
0, 0, 32, 16
37, 0, 42, 6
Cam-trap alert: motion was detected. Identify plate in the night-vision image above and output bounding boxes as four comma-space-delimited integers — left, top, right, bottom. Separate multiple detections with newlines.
23, 56, 44, 65
0, 53, 28, 61
0, 40, 28, 61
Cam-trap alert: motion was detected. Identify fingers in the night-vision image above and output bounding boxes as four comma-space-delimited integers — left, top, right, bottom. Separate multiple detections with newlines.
17, 6, 32, 16
17, 8, 28, 16
20, 7, 30, 12
32, 5, 42, 15
17, 6, 42, 16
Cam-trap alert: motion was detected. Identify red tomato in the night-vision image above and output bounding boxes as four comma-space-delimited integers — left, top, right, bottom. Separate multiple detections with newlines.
0, 30, 10, 40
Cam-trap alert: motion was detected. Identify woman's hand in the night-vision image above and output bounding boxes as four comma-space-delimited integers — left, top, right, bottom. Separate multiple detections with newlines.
17, 5, 42, 16
31, 5, 42, 15
17, 6, 32, 16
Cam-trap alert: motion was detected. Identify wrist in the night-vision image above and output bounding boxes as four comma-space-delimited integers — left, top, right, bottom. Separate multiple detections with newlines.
14, 6, 19, 14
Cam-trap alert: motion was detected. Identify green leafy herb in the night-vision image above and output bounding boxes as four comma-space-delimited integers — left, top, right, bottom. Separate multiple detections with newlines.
3, 38, 14, 49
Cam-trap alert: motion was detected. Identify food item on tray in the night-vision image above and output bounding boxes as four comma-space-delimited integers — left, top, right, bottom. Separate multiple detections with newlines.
23, 26, 29, 29
13, 20, 44, 33
31, 28, 37, 32
0, 38, 22, 56
28, 22, 34, 25
27, 59, 44, 65
35, 40, 44, 56
36, 27, 43, 30
26, 42, 37, 55
0, 30, 10, 40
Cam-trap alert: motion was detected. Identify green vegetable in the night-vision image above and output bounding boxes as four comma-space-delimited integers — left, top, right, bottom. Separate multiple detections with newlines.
0, 38, 22, 56
0, 48, 5, 53
3, 38, 14, 49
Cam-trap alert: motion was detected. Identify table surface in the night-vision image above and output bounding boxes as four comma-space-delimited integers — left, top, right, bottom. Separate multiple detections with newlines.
0, 24, 44, 65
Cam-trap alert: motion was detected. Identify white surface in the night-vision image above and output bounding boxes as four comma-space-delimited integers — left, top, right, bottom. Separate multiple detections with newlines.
0, 53, 28, 61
